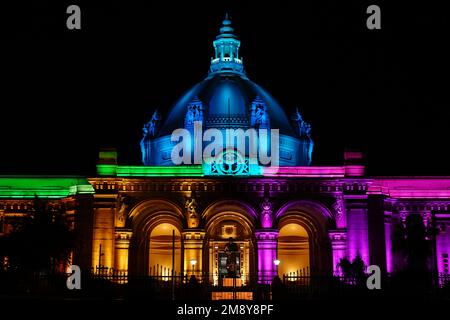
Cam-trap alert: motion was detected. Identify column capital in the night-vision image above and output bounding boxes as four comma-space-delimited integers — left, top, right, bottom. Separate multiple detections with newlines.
328, 229, 347, 242
182, 229, 206, 241
255, 229, 278, 241
328, 229, 347, 275
115, 228, 132, 243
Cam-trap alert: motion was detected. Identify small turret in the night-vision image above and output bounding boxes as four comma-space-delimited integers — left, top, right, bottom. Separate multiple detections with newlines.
209, 14, 245, 76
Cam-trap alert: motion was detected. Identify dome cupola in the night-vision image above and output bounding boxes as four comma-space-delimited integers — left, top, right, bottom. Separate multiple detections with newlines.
209, 14, 245, 76
141, 15, 314, 171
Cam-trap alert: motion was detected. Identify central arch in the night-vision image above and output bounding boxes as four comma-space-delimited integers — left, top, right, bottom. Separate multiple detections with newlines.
202, 200, 257, 285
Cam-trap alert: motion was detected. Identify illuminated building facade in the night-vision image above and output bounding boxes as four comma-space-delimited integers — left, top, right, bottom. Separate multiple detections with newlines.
1, 17, 450, 294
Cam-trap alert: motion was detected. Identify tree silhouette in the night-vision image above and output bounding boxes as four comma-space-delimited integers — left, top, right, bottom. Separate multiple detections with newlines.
391, 214, 433, 292
392, 214, 431, 273
1, 197, 74, 274
338, 255, 366, 285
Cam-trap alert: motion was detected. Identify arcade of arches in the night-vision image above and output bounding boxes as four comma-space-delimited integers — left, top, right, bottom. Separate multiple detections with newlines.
92, 198, 333, 283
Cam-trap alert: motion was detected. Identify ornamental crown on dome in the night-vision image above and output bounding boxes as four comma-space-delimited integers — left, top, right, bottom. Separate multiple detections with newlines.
209, 14, 245, 76
140, 15, 314, 169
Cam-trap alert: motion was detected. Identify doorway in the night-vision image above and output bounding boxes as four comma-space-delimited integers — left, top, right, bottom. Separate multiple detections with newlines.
205, 220, 254, 286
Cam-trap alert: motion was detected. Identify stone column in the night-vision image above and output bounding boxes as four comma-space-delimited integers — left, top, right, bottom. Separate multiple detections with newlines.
92, 207, 115, 272
384, 213, 393, 273
346, 196, 370, 266
114, 229, 132, 273
255, 230, 278, 284
329, 230, 347, 274
182, 230, 205, 278
73, 194, 94, 271
368, 194, 387, 273
436, 219, 450, 275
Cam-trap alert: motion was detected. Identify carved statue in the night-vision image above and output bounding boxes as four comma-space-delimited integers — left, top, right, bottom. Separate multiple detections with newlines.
250, 97, 269, 129
140, 110, 162, 165
300, 121, 312, 138
185, 198, 200, 228
116, 196, 130, 228
333, 196, 346, 228
254, 105, 265, 125
291, 107, 303, 123
224, 237, 239, 277
292, 107, 312, 138
185, 100, 204, 126
143, 110, 162, 138
260, 197, 274, 228
291, 107, 313, 165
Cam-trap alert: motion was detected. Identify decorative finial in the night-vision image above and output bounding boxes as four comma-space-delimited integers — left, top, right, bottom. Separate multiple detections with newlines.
209, 13, 244, 76
220, 13, 234, 34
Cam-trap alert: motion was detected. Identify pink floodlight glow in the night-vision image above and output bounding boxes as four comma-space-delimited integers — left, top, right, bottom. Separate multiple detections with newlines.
345, 165, 365, 177
384, 219, 393, 273
368, 179, 450, 199
329, 231, 347, 275
344, 151, 363, 161
255, 231, 278, 284
263, 166, 346, 177
437, 233, 450, 275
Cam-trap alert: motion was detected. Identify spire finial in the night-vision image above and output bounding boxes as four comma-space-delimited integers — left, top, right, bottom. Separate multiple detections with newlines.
220, 12, 234, 34
208, 13, 245, 76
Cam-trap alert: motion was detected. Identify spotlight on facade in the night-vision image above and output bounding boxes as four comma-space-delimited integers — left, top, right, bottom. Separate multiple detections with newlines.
273, 259, 281, 266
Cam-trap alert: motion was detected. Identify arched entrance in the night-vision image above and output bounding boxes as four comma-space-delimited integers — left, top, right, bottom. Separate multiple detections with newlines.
202, 201, 257, 286
128, 199, 184, 276
205, 216, 255, 285
277, 223, 310, 277
148, 223, 182, 278
276, 200, 334, 275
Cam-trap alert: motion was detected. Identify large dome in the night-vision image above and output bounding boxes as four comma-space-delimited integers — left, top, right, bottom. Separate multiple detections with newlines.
158, 74, 296, 137
141, 15, 313, 170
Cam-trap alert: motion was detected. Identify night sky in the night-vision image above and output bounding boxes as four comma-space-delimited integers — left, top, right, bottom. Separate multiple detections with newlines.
3, 1, 448, 176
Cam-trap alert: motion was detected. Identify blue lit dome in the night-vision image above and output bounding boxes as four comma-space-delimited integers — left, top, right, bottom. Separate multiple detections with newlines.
159, 76, 297, 136
141, 15, 313, 170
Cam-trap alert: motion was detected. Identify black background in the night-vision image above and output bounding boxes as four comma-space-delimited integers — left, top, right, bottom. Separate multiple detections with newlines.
2, 0, 448, 176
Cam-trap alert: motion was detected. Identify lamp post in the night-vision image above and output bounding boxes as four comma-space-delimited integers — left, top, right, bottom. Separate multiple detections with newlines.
171, 229, 175, 301
273, 259, 280, 278
190, 259, 197, 277
98, 244, 105, 274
